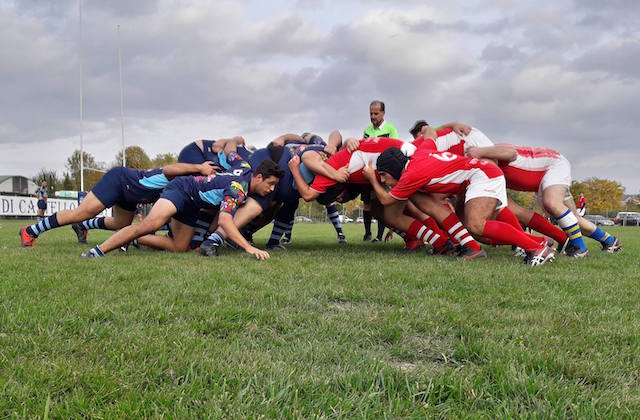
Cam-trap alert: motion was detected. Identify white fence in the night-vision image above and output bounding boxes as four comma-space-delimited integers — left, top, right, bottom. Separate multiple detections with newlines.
0, 194, 111, 217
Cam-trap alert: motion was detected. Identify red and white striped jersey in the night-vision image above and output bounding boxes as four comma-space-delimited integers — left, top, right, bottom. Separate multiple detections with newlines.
499, 145, 564, 192
389, 148, 504, 200
311, 138, 413, 193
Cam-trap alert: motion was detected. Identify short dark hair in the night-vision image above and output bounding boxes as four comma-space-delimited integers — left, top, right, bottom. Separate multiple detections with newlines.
254, 159, 285, 180
370, 100, 385, 112
409, 120, 429, 138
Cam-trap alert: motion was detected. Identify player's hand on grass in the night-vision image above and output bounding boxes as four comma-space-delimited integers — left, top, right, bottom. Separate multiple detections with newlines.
288, 155, 300, 169
200, 161, 218, 175
451, 122, 471, 137
344, 138, 360, 152
361, 162, 376, 182
247, 246, 270, 260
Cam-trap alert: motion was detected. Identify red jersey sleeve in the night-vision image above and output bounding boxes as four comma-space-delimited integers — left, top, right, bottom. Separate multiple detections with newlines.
389, 165, 431, 200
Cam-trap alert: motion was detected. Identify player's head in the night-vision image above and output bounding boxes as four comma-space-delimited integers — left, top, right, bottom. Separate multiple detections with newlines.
580, 192, 584, 197
376, 147, 408, 187
369, 100, 385, 127
251, 159, 285, 196
409, 120, 429, 139
41, 180, 47, 187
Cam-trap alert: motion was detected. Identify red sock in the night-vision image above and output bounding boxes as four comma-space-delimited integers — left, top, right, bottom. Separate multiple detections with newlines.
440, 213, 481, 251
497, 208, 545, 244
482, 220, 542, 252
422, 217, 449, 240
407, 220, 447, 248
528, 212, 567, 244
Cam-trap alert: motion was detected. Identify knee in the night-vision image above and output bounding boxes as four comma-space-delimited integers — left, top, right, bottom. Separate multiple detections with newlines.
464, 216, 485, 237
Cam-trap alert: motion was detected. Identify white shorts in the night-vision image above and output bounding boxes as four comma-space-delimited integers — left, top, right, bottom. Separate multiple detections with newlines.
465, 174, 508, 210
540, 157, 572, 192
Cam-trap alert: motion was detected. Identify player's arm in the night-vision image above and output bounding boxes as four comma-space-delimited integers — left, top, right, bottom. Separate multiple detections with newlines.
210, 136, 245, 153
162, 162, 217, 179
271, 133, 304, 147
288, 155, 320, 202
361, 163, 397, 206
217, 210, 269, 260
301, 153, 348, 183
324, 130, 342, 154
466, 146, 517, 162
436, 121, 471, 137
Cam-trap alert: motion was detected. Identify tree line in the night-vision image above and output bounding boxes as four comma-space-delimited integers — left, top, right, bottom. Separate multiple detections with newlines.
31, 146, 177, 194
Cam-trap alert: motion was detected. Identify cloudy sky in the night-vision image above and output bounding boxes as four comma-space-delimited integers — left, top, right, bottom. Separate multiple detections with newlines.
1, 0, 639, 192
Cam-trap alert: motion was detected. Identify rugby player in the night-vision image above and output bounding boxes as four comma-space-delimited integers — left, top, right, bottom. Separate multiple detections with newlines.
19, 162, 215, 247
466, 144, 621, 254
81, 157, 283, 259
368, 142, 556, 266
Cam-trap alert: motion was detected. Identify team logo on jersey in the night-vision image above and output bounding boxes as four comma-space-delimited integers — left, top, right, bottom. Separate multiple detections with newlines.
230, 181, 246, 195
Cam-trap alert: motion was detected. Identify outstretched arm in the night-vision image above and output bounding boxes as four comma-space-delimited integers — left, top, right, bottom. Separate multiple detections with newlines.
288, 155, 320, 202
466, 146, 517, 162
162, 162, 216, 179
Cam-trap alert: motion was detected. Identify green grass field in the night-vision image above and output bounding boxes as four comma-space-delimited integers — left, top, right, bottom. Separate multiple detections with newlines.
1, 219, 639, 417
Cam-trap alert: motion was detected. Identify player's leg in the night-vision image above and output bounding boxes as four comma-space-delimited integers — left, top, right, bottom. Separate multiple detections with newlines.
82, 198, 176, 257
136, 217, 195, 252
267, 200, 298, 249
20, 191, 108, 246
362, 201, 373, 241
409, 192, 484, 255
541, 185, 588, 255
507, 196, 567, 246
377, 200, 452, 253
325, 203, 346, 243
566, 196, 621, 252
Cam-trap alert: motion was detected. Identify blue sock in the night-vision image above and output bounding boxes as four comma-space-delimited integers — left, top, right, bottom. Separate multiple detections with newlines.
89, 245, 104, 257
588, 227, 614, 245
268, 220, 292, 246
556, 209, 587, 252
190, 218, 210, 249
205, 230, 225, 246
27, 214, 60, 237
81, 217, 106, 230
326, 204, 343, 235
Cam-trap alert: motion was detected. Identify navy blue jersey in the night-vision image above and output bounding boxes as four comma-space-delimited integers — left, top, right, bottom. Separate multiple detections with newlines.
169, 161, 252, 216
91, 167, 170, 211
179, 139, 252, 169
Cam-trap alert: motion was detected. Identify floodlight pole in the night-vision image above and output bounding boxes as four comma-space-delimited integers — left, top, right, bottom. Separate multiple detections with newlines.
79, 0, 84, 191
118, 24, 126, 167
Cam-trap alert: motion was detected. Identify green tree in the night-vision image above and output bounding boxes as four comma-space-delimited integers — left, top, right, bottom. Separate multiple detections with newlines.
570, 178, 625, 215
151, 152, 178, 167
61, 172, 74, 190
115, 146, 152, 169
66, 150, 105, 191
508, 191, 536, 209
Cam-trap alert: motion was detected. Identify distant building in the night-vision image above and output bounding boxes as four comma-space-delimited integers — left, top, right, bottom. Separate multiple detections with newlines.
0, 175, 39, 195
